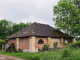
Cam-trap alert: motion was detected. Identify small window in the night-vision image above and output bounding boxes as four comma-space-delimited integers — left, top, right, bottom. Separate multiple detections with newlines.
38, 39, 44, 44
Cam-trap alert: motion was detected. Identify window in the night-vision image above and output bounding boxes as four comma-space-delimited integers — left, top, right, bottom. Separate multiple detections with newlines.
38, 39, 44, 44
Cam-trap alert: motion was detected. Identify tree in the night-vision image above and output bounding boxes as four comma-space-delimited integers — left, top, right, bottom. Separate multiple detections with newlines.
0, 20, 9, 39
53, 0, 80, 38
11, 22, 32, 34
0, 19, 31, 39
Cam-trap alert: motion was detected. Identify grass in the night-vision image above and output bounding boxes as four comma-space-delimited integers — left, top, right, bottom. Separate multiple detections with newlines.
0, 48, 80, 60
0, 51, 62, 60
0, 39, 80, 60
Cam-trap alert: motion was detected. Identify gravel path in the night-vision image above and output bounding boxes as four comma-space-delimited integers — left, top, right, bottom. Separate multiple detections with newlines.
0, 55, 29, 60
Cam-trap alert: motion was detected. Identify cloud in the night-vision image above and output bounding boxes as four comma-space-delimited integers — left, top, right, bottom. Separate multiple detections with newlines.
0, 0, 59, 27
21, 15, 48, 23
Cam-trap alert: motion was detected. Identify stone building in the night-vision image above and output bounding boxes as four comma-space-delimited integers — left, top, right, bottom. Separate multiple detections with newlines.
6, 22, 73, 52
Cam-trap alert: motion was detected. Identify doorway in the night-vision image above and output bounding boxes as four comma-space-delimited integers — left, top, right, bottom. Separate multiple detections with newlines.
53, 42, 57, 48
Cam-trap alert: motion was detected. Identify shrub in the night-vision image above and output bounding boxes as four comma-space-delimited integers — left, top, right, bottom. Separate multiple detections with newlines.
0, 40, 5, 50
62, 48, 71, 58
18, 49, 22, 52
42, 44, 49, 51
69, 41, 80, 48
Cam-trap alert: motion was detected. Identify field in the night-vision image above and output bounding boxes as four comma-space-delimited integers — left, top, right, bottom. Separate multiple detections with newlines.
0, 39, 80, 60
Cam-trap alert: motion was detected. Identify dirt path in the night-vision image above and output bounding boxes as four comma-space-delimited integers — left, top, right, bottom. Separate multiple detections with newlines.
0, 55, 29, 60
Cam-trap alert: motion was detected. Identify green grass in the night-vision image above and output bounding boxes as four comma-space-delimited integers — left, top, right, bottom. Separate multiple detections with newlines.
0, 40, 80, 60
0, 51, 62, 60
0, 48, 80, 60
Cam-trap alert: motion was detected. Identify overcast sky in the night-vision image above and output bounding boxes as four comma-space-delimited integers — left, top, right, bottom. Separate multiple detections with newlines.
0, 0, 59, 27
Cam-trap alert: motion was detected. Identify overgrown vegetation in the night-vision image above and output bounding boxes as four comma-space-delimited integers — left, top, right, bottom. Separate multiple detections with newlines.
0, 41, 80, 60
0, 39, 5, 50
42, 44, 49, 51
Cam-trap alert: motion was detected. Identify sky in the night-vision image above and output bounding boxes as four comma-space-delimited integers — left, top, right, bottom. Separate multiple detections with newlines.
0, 0, 59, 27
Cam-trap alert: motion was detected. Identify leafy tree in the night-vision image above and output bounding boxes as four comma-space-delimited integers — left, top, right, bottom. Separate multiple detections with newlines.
11, 22, 31, 34
0, 19, 9, 39
0, 19, 31, 39
53, 0, 80, 39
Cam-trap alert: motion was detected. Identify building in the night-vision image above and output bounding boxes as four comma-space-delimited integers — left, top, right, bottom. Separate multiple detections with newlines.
6, 22, 73, 52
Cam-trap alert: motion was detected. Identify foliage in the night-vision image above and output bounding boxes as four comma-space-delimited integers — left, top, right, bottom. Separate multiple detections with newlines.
69, 40, 80, 48
0, 19, 31, 39
0, 20, 9, 39
62, 48, 71, 58
53, 0, 80, 37
11, 22, 32, 34
42, 44, 49, 51
54, 42, 57, 46
75, 37, 80, 41
0, 39, 5, 50
18, 49, 22, 52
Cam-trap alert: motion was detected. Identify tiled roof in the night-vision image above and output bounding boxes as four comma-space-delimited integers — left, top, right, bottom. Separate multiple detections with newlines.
7, 22, 72, 39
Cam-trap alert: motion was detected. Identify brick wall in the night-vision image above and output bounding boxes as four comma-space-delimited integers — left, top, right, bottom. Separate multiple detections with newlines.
35, 37, 48, 49
9, 37, 73, 52
19, 38, 29, 49
9, 38, 17, 49
9, 37, 29, 50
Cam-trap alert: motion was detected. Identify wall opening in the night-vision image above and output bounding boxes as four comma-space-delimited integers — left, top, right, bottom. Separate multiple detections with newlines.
54, 42, 57, 48
38, 39, 44, 44
65, 40, 68, 45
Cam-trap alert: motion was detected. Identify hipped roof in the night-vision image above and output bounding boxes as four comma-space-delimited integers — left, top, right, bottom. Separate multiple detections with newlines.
7, 22, 72, 39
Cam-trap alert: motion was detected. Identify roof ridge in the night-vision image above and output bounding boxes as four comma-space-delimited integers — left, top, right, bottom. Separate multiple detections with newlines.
33, 22, 49, 26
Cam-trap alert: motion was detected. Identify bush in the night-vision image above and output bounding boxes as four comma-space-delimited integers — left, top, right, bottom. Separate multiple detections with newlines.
69, 41, 80, 48
18, 49, 22, 52
62, 48, 71, 58
0, 40, 5, 50
42, 44, 49, 51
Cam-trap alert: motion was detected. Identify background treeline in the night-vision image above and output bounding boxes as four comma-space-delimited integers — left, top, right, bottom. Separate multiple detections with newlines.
0, 19, 31, 39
